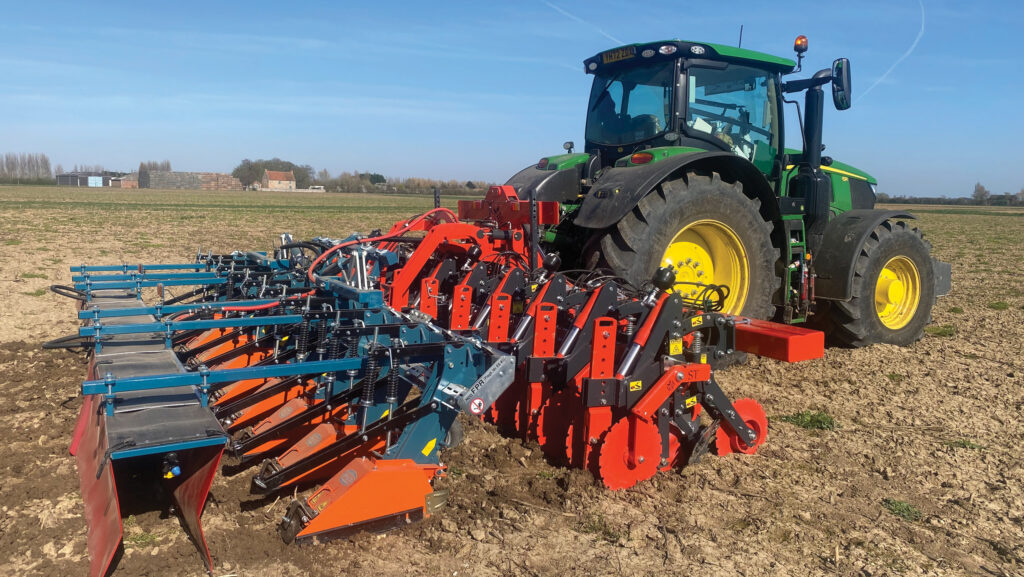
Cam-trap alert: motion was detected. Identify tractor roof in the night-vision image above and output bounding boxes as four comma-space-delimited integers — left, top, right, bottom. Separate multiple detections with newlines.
584, 40, 796, 74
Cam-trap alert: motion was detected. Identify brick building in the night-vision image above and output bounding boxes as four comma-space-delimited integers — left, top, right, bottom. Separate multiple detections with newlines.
261, 170, 296, 191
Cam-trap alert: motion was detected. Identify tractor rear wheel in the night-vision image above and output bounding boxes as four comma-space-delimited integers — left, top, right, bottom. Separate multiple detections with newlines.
598, 172, 778, 319
825, 220, 935, 347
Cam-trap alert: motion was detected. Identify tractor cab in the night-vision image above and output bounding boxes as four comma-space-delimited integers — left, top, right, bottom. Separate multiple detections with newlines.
583, 40, 793, 177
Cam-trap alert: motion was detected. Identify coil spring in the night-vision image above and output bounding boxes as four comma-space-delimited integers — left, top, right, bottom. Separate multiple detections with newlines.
296, 318, 310, 357
327, 329, 342, 359
346, 334, 359, 358
385, 359, 399, 404
361, 346, 380, 408
623, 315, 636, 337
315, 321, 328, 356
691, 330, 703, 356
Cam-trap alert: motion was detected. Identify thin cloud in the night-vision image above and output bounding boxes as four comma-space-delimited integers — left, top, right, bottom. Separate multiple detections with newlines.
856, 0, 925, 103
543, 1, 623, 45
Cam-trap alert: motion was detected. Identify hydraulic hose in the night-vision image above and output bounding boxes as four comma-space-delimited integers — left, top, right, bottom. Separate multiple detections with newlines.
305, 207, 457, 285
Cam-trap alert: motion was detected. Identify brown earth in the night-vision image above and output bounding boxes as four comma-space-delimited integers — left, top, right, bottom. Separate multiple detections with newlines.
0, 188, 1021, 577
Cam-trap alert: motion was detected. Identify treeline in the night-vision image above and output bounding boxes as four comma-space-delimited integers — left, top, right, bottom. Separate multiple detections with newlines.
138, 160, 172, 173
233, 158, 314, 189
0, 152, 53, 184
878, 182, 1024, 206
316, 169, 495, 195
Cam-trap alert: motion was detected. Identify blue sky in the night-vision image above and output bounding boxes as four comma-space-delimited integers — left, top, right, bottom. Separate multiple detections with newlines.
1, 0, 1021, 197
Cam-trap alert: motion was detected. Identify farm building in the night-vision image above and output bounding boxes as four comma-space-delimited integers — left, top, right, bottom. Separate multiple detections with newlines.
57, 172, 111, 187
110, 174, 139, 189
139, 171, 242, 190
261, 169, 296, 191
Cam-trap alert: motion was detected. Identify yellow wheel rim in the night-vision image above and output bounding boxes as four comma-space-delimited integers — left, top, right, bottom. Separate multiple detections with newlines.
661, 219, 748, 314
875, 256, 921, 330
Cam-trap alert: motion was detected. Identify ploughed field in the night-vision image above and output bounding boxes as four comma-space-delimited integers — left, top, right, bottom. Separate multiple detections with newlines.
0, 187, 1020, 576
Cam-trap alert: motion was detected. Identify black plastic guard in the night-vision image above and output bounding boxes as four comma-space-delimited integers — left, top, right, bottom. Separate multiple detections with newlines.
572, 151, 774, 229
814, 209, 915, 301
505, 164, 581, 202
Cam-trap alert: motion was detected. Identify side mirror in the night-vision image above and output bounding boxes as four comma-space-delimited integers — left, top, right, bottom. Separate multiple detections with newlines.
831, 58, 852, 110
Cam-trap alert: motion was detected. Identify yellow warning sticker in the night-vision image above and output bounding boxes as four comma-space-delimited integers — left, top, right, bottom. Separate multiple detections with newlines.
700, 353, 707, 364
629, 380, 643, 392
669, 338, 683, 355
421, 438, 437, 457
685, 395, 698, 408
691, 316, 703, 327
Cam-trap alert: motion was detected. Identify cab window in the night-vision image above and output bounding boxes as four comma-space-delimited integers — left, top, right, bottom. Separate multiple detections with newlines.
686, 65, 779, 172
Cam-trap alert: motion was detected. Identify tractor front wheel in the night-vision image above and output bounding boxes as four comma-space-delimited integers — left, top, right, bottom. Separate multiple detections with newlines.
825, 220, 935, 347
598, 172, 778, 319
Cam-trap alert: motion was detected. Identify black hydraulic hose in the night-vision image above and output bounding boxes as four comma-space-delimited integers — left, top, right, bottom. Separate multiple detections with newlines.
50, 285, 88, 302
279, 242, 325, 255
42, 334, 92, 350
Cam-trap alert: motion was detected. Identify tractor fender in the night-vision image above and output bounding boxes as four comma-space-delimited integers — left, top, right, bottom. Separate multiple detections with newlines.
573, 151, 780, 229
813, 209, 917, 301
505, 164, 582, 203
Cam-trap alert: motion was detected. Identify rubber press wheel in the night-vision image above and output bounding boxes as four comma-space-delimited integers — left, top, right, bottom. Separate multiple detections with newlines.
598, 172, 779, 319
825, 220, 935, 347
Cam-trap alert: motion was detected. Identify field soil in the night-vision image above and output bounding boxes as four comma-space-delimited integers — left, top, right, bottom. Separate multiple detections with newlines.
0, 188, 1021, 577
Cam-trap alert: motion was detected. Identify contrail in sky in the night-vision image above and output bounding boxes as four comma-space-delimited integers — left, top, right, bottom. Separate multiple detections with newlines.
856, 0, 925, 103
544, 1, 624, 45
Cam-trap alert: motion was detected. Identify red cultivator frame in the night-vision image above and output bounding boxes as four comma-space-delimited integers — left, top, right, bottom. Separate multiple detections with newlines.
54, 186, 823, 575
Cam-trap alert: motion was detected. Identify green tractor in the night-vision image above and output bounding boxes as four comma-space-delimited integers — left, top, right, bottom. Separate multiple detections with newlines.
507, 36, 950, 346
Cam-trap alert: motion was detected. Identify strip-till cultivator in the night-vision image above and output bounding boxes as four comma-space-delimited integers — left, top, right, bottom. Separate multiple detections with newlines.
56, 186, 823, 575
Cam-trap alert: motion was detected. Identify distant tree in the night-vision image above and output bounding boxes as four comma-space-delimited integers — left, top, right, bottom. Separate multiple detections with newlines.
232, 158, 313, 189
1017, 187, 1024, 205
368, 173, 386, 185
231, 159, 260, 187
972, 182, 990, 205
465, 181, 476, 189
54, 163, 64, 176
316, 168, 331, 183
0, 152, 56, 183
875, 191, 890, 203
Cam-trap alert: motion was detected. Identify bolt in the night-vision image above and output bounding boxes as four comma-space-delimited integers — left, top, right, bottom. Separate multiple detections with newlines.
448, 362, 455, 368
676, 371, 683, 381
602, 331, 610, 338
747, 431, 756, 440
660, 408, 669, 416
543, 315, 550, 322
638, 456, 645, 464
674, 409, 683, 417
660, 458, 668, 466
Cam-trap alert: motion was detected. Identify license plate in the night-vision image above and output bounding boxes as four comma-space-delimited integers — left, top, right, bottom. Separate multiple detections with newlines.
602, 46, 636, 64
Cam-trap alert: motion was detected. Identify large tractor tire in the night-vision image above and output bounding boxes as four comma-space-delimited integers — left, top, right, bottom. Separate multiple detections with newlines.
825, 220, 935, 347
597, 172, 778, 319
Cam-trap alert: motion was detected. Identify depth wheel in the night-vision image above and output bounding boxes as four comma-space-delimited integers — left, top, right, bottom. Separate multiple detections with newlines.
598, 172, 779, 318
825, 220, 935, 347
596, 418, 661, 490
713, 398, 767, 456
